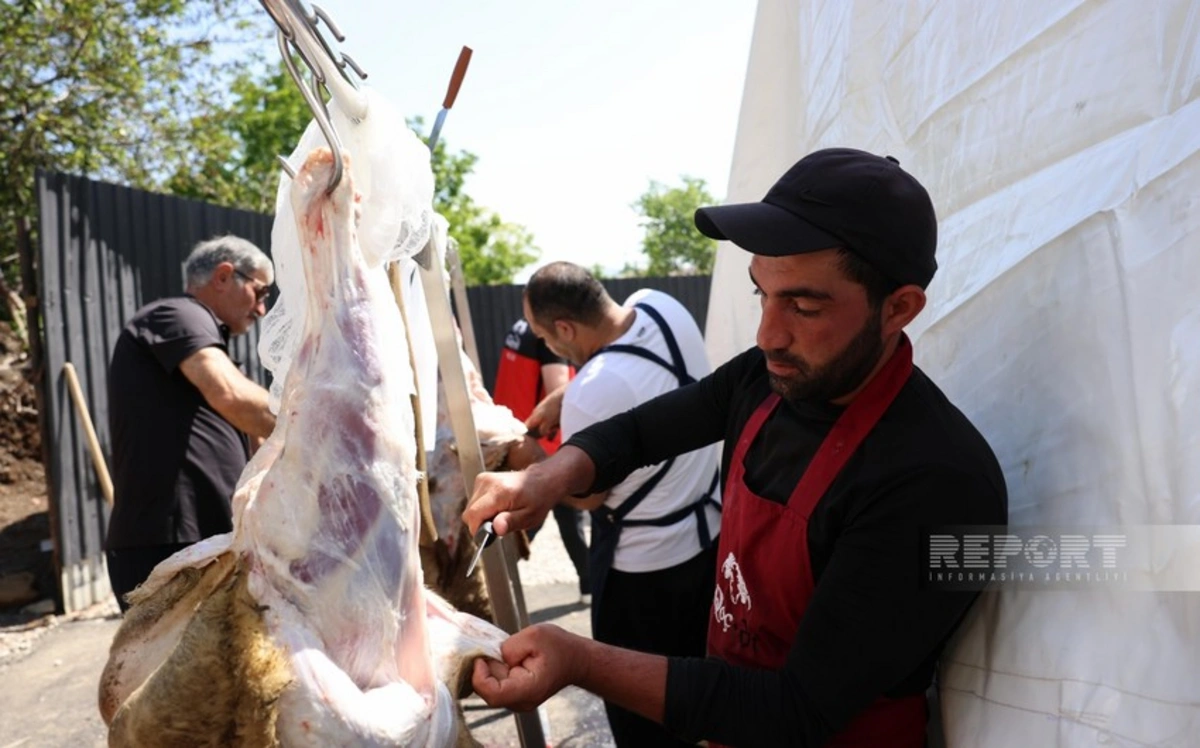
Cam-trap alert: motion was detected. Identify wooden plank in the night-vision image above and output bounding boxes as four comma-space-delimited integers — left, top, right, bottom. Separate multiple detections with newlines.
63, 362, 113, 505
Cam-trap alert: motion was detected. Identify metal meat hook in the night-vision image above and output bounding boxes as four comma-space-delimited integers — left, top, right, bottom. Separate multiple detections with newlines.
260, 0, 369, 192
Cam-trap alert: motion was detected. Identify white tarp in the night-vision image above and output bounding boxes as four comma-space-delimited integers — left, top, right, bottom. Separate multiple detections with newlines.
706, 1, 1200, 745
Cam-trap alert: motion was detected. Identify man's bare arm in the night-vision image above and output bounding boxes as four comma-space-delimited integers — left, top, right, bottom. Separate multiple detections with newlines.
576, 634, 669, 722
525, 382, 567, 438
540, 362, 570, 393
178, 347, 276, 439
463, 445, 596, 535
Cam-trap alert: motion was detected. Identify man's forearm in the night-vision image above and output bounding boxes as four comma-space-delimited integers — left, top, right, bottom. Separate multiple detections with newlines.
179, 347, 276, 439
463, 444, 598, 535
576, 637, 669, 724
222, 378, 276, 439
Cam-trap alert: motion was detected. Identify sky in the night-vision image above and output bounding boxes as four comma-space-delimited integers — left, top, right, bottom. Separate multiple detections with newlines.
309, 0, 758, 279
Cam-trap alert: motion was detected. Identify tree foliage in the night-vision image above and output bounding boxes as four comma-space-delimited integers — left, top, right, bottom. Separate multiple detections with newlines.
412, 118, 538, 285
630, 176, 718, 276
0, 0, 534, 302
0, 0, 266, 292
166, 67, 312, 214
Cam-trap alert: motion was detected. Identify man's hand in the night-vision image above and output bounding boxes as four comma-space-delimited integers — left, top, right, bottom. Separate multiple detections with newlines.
525, 383, 566, 440
503, 435, 545, 472
462, 468, 557, 537
472, 625, 588, 712
463, 446, 598, 536
473, 623, 670, 726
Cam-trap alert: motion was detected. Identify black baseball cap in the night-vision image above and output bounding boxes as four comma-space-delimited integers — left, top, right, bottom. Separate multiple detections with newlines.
694, 148, 938, 288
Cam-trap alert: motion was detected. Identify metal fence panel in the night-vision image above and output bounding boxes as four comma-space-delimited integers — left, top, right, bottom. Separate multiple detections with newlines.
35, 171, 274, 612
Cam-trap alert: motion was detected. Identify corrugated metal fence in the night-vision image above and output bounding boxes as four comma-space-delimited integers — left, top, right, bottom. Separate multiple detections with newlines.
35, 171, 274, 611
33, 169, 712, 612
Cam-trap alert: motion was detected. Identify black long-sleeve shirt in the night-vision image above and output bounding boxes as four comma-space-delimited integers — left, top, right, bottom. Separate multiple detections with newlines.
566, 346, 1008, 747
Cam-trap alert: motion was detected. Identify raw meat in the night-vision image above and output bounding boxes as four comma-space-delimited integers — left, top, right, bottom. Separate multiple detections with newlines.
99, 148, 505, 747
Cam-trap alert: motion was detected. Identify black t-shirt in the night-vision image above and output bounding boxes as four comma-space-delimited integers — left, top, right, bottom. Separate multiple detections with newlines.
504, 318, 568, 367
105, 296, 250, 549
567, 345, 1008, 746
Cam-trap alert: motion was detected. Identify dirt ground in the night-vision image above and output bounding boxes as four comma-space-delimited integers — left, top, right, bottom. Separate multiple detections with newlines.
0, 321, 55, 614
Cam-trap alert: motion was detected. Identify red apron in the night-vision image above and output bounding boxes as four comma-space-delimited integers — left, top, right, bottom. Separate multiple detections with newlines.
707, 336, 926, 748
493, 348, 568, 454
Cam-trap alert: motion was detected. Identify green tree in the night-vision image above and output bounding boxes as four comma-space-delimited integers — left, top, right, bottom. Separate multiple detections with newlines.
631, 176, 718, 276
411, 118, 538, 285
0, 0, 265, 302
166, 67, 312, 214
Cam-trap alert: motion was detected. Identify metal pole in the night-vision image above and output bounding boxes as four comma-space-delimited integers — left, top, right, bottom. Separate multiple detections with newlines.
413, 239, 548, 747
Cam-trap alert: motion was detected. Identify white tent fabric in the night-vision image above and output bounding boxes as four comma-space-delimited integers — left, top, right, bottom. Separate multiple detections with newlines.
705, 1, 1200, 745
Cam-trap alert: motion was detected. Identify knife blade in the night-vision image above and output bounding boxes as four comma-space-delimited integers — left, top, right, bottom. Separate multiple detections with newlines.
465, 520, 497, 578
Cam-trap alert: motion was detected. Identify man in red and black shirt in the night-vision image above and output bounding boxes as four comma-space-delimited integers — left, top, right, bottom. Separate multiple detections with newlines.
465, 149, 1007, 747
493, 317, 590, 598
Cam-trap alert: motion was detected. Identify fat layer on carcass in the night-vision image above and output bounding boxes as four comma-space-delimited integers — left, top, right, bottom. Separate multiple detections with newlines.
99, 148, 505, 748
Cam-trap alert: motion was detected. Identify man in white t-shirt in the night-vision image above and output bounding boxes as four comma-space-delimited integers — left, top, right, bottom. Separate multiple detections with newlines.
522, 261, 720, 748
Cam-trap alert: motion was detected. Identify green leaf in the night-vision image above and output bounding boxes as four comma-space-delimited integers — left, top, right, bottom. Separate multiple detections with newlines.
631, 176, 719, 277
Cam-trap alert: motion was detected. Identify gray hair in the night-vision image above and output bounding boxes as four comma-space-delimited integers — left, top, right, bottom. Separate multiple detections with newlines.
183, 235, 273, 291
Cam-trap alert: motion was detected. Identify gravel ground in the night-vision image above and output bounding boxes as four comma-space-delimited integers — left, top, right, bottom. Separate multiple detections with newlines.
0, 518, 611, 748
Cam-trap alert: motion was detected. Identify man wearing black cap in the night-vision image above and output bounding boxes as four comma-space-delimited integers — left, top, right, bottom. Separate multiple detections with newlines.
463, 148, 1008, 747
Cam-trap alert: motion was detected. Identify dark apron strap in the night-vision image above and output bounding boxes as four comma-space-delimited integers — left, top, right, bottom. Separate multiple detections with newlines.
590, 302, 694, 387
590, 456, 676, 625
619, 469, 721, 547
586, 300, 709, 625
632, 302, 692, 385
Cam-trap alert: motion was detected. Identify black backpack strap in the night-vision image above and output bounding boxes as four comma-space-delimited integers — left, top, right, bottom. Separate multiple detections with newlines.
619, 469, 722, 547
589, 301, 694, 387
593, 457, 676, 526
589, 299, 706, 534
632, 302, 693, 385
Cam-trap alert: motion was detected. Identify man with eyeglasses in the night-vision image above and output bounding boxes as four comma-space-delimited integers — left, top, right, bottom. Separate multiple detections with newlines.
104, 235, 278, 612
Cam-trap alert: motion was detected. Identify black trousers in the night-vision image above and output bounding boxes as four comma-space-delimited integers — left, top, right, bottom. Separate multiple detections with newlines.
593, 543, 718, 748
106, 543, 191, 612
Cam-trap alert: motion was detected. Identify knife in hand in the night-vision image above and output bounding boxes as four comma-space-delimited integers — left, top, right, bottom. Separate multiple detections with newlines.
465, 520, 497, 577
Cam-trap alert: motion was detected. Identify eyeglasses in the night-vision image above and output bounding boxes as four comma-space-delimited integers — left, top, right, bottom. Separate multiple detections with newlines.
234, 269, 272, 302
